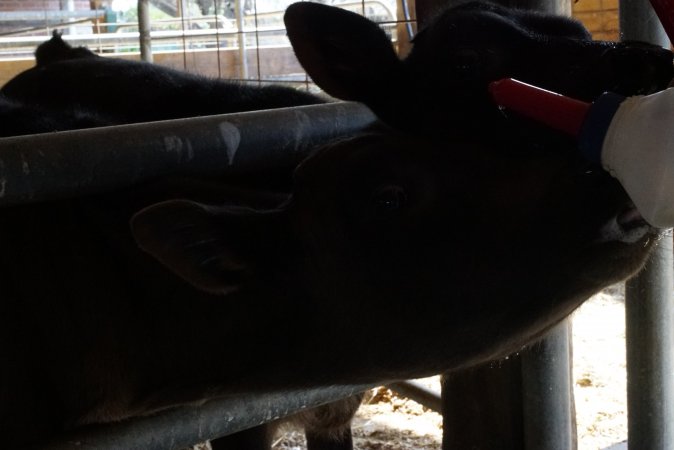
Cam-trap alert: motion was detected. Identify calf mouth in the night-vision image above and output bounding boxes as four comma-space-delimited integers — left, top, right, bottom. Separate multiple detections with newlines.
596, 204, 654, 244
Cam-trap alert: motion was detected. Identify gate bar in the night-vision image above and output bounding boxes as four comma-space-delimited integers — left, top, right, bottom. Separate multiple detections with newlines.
138, 0, 153, 63
620, 1, 674, 449
389, 380, 442, 412
0, 10, 106, 21
0, 102, 376, 206
625, 236, 674, 450
521, 321, 574, 450
32, 384, 373, 450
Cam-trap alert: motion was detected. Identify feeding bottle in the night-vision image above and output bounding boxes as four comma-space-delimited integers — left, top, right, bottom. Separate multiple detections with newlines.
489, 78, 674, 229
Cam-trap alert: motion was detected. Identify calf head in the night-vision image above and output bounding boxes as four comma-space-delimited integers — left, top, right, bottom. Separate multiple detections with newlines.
34, 30, 98, 67
131, 130, 655, 376
131, 2, 665, 377
284, 1, 673, 138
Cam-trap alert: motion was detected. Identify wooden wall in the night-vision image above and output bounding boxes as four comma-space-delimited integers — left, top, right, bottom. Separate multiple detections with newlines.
572, 0, 620, 40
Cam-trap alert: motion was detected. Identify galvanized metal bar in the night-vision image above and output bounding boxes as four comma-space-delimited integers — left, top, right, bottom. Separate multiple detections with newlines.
519, 2, 575, 447
0, 10, 106, 21
138, 0, 153, 63
625, 234, 674, 450
432, 2, 575, 449
234, 0, 249, 79
440, 2, 576, 449
0, 102, 377, 206
619, 1, 674, 449
621, 0, 669, 45
521, 321, 575, 450
33, 384, 373, 450
388, 380, 442, 412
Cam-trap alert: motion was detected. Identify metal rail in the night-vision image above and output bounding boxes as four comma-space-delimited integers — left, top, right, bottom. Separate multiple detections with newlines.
32, 384, 374, 450
388, 380, 442, 412
0, 102, 377, 206
0, 10, 106, 21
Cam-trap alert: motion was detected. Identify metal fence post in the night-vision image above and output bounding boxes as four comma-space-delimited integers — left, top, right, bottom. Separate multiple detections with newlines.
625, 235, 674, 449
521, 321, 575, 450
438, 1, 576, 449
619, 2, 674, 449
138, 0, 153, 63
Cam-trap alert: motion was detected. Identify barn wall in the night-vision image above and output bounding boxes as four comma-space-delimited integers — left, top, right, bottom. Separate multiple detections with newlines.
573, 0, 619, 40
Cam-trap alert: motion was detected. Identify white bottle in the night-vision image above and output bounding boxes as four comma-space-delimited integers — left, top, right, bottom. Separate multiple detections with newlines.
582, 89, 674, 228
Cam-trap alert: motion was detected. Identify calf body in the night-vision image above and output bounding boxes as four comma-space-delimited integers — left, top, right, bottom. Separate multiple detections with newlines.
1, 33, 324, 129
0, 94, 105, 137
1, 1, 672, 447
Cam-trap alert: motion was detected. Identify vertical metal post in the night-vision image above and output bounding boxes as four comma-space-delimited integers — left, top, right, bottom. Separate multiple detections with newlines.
90, 0, 103, 35
625, 238, 674, 450
439, 2, 575, 447
621, 0, 669, 44
234, 0, 249, 79
619, 2, 674, 449
138, 0, 153, 63
495, 6, 576, 447
521, 321, 575, 450
395, 0, 416, 57
60, 0, 76, 35
513, 5, 576, 442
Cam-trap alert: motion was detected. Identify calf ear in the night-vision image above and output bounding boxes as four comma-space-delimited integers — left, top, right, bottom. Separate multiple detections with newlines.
130, 199, 283, 295
284, 2, 403, 103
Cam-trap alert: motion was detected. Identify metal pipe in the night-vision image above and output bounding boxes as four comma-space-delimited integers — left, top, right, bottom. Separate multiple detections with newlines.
626, 235, 674, 450
0, 102, 377, 206
388, 380, 442, 412
439, 3, 576, 449
518, 4, 574, 448
619, 1, 674, 449
0, 10, 106, 21
521, 321, 575, 450
138, 0, 153, 63
33, 384, 373, 450
234, 0, 249, 79
620, 0, 670, 45
59, 1, 76, 12
649, 0, 674, 43
59, 0, 76, 36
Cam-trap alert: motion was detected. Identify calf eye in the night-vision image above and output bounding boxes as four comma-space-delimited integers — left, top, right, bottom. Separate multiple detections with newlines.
371, 185, 407, 217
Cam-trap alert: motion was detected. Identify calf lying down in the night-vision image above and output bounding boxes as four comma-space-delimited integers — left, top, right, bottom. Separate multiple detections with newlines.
1, 1, 672, 447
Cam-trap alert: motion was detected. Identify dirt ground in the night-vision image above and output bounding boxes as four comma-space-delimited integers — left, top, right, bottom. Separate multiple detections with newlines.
268, 285, 629, 450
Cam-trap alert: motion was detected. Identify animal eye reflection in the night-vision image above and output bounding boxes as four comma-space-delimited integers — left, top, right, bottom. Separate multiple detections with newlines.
371, 185, 408, 217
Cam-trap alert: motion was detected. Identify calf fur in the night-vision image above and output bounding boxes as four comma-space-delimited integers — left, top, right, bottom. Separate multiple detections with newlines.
1, 1, 672, 447
1, 33, 324, 126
